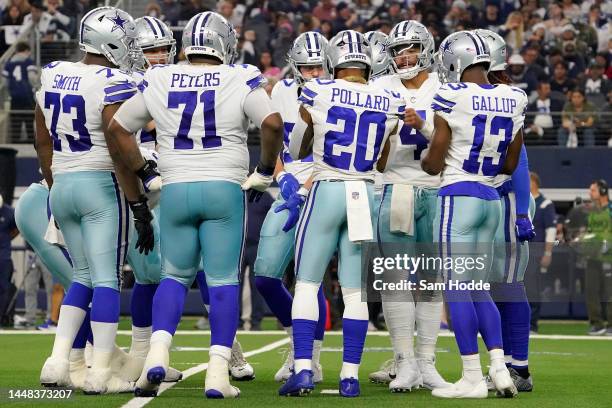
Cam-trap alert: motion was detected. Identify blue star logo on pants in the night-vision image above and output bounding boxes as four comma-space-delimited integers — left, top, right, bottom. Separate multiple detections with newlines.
107, 11, 127, 33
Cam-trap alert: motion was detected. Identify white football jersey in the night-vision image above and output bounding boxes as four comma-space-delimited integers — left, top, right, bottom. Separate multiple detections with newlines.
372, 73, 441, 187
431, 82, 528, 189
299, 78, 404, 182
139, 63, 266, 185
36, 62, 136, 174
270, 79, 313, 185
132, 70, 156, 150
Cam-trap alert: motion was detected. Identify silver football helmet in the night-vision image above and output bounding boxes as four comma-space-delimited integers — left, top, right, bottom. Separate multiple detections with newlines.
436, 31, 490, 83
288, 31, 328, 86
181, 11, 237, 64
325, 30, 372, 80
79, 7, 139, 70
474, 29, 506, 72
365, 31, 390, 79
134, 16, 176, 70
387, 20, 434, 80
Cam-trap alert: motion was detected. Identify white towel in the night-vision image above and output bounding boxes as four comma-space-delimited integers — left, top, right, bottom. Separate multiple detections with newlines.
390, 184, 414, 236
44, 215, 66, 247
345, 180, 373, 242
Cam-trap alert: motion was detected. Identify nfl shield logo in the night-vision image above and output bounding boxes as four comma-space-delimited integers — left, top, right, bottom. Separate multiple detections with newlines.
352, 192, 360, 200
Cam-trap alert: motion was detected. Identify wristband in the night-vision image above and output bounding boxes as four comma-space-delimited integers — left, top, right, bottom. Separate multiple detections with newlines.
256, 161, 275, 176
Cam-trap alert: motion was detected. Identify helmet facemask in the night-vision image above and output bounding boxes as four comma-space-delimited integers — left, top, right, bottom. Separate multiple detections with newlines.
391, 42, 430, 80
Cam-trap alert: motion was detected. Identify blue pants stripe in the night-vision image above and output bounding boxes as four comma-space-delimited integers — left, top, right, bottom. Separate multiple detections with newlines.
295, 182, 320, 275
111, 173, 123, 286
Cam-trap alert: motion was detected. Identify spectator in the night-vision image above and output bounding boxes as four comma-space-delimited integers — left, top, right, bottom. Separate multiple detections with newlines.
557, 25, 588, 74
312, 0, 336, 22
507, 54, 538, 96
582, 62, 611, 106
2, 42, 37, 142
550, 61, 577, 95
45, 0, 73, 39
543, 2, 568, 38
2, 5, 25, 25
354, 0, 376, 24
558, 89, 597, 147
235, 30, 257, 66
385, 1, 406, 27
160, 0, 181, 26
584, 180, 612, 335
144, 1, 163, 19
20, 1, 55, 42
259, 50, 281, 80
0, 194, 19, 327
444, 0, 471, 31
218, 1, 244, 30
12, 0, 31, 15
332, 1, 357, 34
269, 21, 294, 69
601, 90, 612, 146
526, 81, 565, 143
525, 172, 557, 333
297, 13, 320, 34
285, 0, 310, 18
521, 45, 545, 83
560, 0, 581, 21
477, 3, 502, 30
499, 11, 524, 52
593, 14, 611, 54
21, 252, 53, 330
320, 19, 333, 39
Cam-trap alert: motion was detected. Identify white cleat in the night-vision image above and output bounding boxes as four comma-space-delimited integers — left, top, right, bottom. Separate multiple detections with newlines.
134, 342, 169, 397
40, 357, 71, 388
368, 359, 396, 384
118, 355, 146, 382
229, 340, 255, 381
489, 366, 518, 398
105, 374, 136, 394
163, 366, 183, 382
274, 347, 294, 382
389, 355, 422, 392
82, 368, 133, 394
432, 377, 488, 399
312, 362, 323, 384
417, 358, 451, 390
68, 354, 88, 390
205, 355, 240, 399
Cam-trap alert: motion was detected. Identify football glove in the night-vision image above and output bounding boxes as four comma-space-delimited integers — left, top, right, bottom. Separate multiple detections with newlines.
276, 171, 300, 201
242, 163, 274, 202
129, 196, 155, 254
516, 215, 536, 242
136, 160, 162, 192
274, 187, 308, 232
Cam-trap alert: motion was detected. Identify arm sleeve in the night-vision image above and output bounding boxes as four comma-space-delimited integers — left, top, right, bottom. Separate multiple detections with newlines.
243, 87, 276, 128
511, 144, 530, 215
113, 92, 153, 133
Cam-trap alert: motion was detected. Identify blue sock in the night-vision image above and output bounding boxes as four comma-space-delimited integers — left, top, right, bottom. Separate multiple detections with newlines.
504, 283, 531, 369
491, 284, 512, 358
63, 282, 93, 310
254, 276, 293, 327
72, 308, 91, 349
131, 283, 158, 327
195, 271, 209, 307
292, 319, 317, 360
472, 290, 503, 350
152, 278, 187, 335
445, 290, 479, 355
315, 285, 326, 341
91, 287, 120, 323
342, 318, 368, 364
208, 284, 239, 348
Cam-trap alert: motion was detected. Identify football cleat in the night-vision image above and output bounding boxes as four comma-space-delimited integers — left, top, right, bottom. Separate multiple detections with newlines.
368, 358, 396, 384
339, 377, 360, 398
83, 368, 135, 394
489, 366, 518, 398
312, 362, 323, 384
205, 354, 240, 399
134, 341, 169, 397
432, 377, 488, 399
163, 366, 183, 382
509, 367, 533, 392
229, 340, 254, 381
68, 352, 88, 390
417, 357, 451, 390
40, 356, 71, 387
278, 369, 314, 397
389, 355, 422, 392
274, 347, 294, 382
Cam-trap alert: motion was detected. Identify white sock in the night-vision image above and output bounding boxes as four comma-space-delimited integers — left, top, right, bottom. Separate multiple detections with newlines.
415, 301, 443, 360
150, 330, 173, 348
51, 305, 87, 360
294, 359, 311, 372
340, 362, 359, 380
461, 354, 483, 383
210, 345, 231, 361
489, 348, 506, 370
90, 321, 119, 370
130, 326, 152, 358
313, 340, 322, 364
382, 301, 415, 358
292, 281, 320, 321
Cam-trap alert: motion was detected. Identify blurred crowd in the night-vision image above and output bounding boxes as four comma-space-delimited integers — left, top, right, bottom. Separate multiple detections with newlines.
0, 0, 611, 145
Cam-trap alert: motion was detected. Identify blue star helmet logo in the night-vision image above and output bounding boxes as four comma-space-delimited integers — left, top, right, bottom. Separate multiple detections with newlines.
107, 11, 127, 33
442, 37, 458, 55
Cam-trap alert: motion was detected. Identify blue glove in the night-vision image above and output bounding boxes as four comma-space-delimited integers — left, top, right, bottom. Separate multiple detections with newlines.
274, 188, 308, 232
277, 171, 300, 201
515, 215, 536, 242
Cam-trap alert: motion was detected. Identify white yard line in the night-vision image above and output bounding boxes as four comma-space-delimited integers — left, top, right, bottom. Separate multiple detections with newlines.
120, 337, 290, 408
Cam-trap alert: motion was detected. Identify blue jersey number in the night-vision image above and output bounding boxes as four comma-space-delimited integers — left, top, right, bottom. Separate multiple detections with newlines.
462, 114, 514, 176
168, 90, 220, 150
323, 106, 386, 172
399, 109, 428, 160
44, 92, 92, 152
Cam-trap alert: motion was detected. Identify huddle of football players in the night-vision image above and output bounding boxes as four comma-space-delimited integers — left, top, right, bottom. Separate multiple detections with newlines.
19, 2, 536, 400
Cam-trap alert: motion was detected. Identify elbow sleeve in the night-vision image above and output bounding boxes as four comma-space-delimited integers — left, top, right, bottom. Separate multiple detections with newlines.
511, 144, 530, 215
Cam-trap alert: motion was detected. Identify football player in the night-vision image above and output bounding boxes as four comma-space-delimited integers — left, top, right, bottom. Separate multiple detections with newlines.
253, 31, 328, 383
364, 31, 391, 79
34, 7, 158, 394
107, 12, 283, 398
279, 30, 403, 398
476, 29, 536, 392
421, 30, 526, 398
369, 21, 450, 392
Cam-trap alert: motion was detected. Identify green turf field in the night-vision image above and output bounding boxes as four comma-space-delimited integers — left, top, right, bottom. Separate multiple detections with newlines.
1, 320, 611, 407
